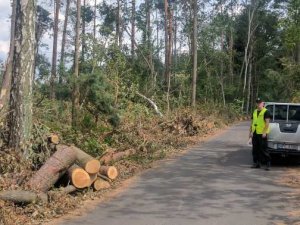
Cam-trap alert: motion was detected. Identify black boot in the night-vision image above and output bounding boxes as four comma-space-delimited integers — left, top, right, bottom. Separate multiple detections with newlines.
251, 163, 260, 168
265, 161, 271, 171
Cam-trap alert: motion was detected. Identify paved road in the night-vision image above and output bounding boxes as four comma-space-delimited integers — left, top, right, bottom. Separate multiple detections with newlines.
57, 122, 300, 225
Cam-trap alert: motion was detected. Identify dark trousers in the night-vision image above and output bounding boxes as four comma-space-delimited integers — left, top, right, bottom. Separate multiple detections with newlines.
252, 133, 271, 165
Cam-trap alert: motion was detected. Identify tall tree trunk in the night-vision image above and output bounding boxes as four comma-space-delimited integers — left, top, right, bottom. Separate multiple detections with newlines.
59, 0, 71, 84
50, 0, 61, 99
296, 42, 300, 65
241, 3, 256, 112
82, 0, 86, 62
72, 0, 81, 128
229, 24, 234, 84
229, 0, 235, 84
0, 0, 17, 110
131, 0, 135, 57
246, 45, 253, 114
246, 56, 253, 114
164, 0, 169, 83
91, 0, 97, 73
173, 7, 177, 72
191, 0, 198, 107
8, 0, 36, 152
164, 0, 172, 112
146, 0, 154, 89
116, 0, 122, 47
156, 9, 159, 58
220, 4, 226, 106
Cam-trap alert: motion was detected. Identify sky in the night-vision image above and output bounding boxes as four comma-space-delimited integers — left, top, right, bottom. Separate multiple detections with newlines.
0, 0, 11, 62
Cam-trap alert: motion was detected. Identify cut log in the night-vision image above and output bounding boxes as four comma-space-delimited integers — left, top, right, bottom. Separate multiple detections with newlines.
48, 185, 77, 201
100, 149, 136, 165
48, 134, 59, 144
68, 165, 91, 189
48, 185, 77, 196
99, 166, 118, 180
97, 174, 111, 182
27, 145, 77, 192
89, 173, 98, 186
0, 190, 48, 204
93, 178, 110, 191
72, 146, 100, 174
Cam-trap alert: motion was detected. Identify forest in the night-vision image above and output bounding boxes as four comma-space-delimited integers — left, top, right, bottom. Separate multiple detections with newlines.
0, 0, 299, 224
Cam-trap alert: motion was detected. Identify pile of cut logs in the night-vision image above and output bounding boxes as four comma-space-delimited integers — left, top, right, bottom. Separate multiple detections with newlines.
0, 135, 133, 205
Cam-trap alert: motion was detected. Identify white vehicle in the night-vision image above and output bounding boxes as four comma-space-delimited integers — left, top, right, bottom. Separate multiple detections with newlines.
264, 102, 300, 156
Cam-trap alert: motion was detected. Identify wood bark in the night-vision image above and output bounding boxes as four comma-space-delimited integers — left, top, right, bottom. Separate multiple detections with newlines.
68, 165, 91, 188
72, 146, 100, 173
136, 92, 163, 117
50, 0, 61, 99
59, 0, 71, 83
191, 0, 198, 107
97, 174, 111, 182
164, 0, 173, 113
93, 178, 110, 191
48, 185, 77, 201
8, 0, 36, 151
48, 185, 77, 196
72, 0, 81, 128
27, 145, 77, 192
0, 0, 16, 110
99, 166, 118, 180
296, 42, 300, 65
116, 0, 121, 47
0, 190, 47, 204
82, 0, 86, 62
99, 149, 136, 165
131, 0, 135, 56
89, 173, 98, 186
241, 2, 257, 111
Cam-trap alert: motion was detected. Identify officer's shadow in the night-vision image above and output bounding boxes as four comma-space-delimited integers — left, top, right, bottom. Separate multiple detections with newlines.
219, 147, 300, 168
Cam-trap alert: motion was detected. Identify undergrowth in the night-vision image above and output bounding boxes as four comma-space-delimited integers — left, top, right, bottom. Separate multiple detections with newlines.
0, 99, 244, 225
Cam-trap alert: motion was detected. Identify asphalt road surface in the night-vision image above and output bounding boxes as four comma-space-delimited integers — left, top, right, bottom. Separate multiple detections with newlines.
56, 122, 300, 225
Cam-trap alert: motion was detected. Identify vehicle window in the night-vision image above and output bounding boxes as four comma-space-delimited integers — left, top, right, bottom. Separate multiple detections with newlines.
288, 105, 300, 122
274, 105, 288, 121
265, 104, 274, 120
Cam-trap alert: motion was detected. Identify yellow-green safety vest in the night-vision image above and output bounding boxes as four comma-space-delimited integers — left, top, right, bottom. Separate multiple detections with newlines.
251, 108, 270, 134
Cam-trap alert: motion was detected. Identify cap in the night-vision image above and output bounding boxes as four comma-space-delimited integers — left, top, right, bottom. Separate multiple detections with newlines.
256, 98, 263, 103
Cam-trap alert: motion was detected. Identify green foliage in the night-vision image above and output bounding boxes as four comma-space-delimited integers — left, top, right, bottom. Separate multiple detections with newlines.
98, 1, 116, 38
81, 136, 104, 156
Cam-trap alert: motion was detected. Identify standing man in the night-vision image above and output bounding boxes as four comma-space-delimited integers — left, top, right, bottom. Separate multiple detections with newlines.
249, 98, 271, 170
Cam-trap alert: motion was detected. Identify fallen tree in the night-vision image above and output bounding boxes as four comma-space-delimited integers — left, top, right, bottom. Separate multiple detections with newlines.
0, 190, 47, 204
27, 145, 77, 192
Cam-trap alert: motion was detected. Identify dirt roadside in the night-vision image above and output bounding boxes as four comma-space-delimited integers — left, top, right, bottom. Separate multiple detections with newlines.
45, 126, 230, 225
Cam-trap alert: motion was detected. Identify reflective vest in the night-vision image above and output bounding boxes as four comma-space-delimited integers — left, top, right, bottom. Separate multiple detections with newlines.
251, 108, 270, 134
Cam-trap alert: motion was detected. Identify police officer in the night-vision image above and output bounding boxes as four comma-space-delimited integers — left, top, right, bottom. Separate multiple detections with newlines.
249, 98, 271, 170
